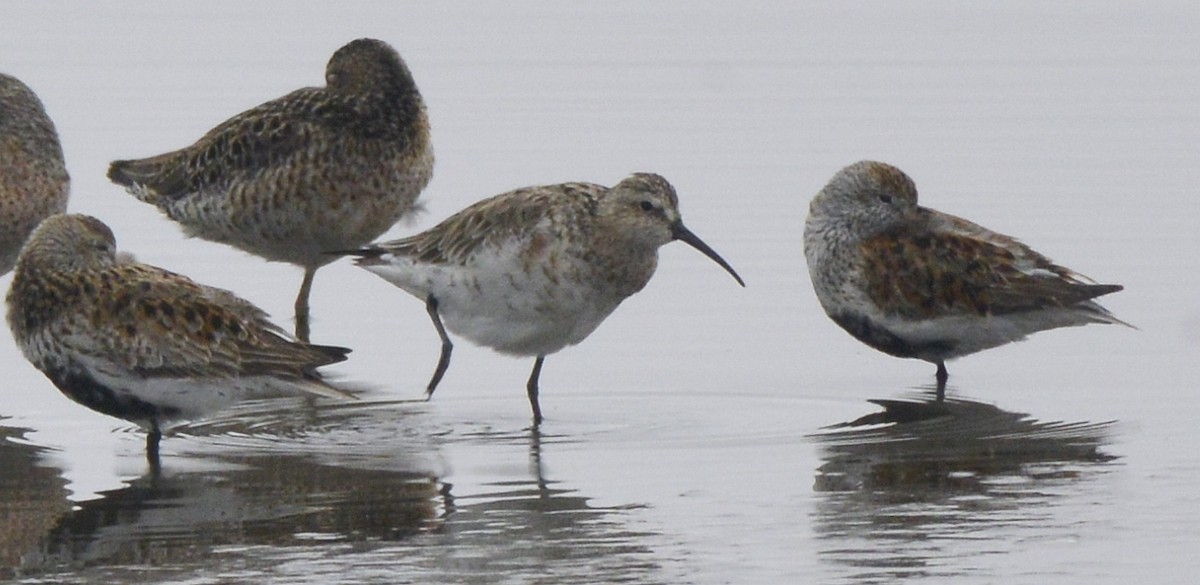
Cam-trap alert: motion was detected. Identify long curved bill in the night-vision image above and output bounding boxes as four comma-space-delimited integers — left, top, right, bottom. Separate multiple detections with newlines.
672, 222, 745, 287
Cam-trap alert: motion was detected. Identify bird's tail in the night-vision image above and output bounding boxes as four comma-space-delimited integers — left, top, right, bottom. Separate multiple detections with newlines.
107, 154, 186, 204
1077, 290, 1135, 329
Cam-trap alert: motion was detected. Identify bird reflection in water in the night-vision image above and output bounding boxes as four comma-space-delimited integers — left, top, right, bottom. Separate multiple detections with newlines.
5, 398, 444, 578
813, 386, 1115, 492
0, 422, 72, 581
811, 387, 1117, 582
421, 425, 663, 583
20, 453, 441, 576
6, 403, 667, 583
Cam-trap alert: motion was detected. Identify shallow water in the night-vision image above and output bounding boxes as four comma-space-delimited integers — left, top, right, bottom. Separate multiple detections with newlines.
1, 1, 1198, 583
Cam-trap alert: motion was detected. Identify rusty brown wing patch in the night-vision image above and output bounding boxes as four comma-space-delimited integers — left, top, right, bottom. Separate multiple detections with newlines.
85, 264, 343, 379
858, 224, 1112, 320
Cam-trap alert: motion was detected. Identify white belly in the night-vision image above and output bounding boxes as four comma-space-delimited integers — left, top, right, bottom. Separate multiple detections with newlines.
363, 249, 624, 357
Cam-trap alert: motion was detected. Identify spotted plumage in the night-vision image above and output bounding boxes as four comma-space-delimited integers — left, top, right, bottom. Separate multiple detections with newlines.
0, 73, 69, 275
107, 38, 434, 341
345, 173, 744, 425
803, 160, 1126, 397
6, 214, 353, 461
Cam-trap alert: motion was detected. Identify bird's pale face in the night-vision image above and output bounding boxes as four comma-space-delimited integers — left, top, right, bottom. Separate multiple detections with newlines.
603, 173, 744, 287
604, 174, 683, 250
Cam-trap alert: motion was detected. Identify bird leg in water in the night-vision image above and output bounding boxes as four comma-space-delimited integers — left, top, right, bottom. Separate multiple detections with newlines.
425, 295, 453, 398
935, 361, 949, 402
294, 266, 317, 342
146, 424, 162, 475
527, 356, 545, 426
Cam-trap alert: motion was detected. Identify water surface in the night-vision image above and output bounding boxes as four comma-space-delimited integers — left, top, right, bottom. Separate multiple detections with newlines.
1, 1, 1197, 583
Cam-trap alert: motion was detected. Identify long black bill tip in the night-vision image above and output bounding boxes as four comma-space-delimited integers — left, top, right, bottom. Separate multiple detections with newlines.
324, 247, 387, 266
673, 223, 745, 287
324, 247, 375, 258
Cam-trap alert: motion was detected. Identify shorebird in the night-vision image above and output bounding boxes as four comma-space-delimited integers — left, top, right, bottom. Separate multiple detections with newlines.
345, 173, 744, 425
803, 160, 1126, 399
6, 214, 354, 464
0, 73, 69, 275
107, 38, 434, 341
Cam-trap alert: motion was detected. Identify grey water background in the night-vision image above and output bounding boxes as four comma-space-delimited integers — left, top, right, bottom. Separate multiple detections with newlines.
1, 1, 1197, 583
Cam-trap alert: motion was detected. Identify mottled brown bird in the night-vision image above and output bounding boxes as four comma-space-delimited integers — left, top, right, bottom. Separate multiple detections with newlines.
6, 214, 353, 463
804, 160, 1127, 399
345, 173, 744, 425
108, 38, 434, 341
0, 73, 69, 275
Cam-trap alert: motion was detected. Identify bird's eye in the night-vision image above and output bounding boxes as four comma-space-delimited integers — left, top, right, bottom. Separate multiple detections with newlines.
639, 201, 655, 212
878, 194, 893, 204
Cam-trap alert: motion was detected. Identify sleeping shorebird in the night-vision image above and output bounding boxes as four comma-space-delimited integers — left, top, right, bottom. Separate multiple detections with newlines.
0, 72, 69, 275
6, 214, 354, 465
804, 160, 1127, 399
107, 38, 434, 342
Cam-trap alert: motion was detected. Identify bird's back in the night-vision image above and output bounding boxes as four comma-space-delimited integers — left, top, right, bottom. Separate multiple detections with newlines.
107, 50, 434, 268
0, 74, 70, 274
355, 182, 629, 355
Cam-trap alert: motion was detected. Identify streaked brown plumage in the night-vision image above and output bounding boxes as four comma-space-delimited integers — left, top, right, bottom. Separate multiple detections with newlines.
107, 38, 434, 341
346, 173, 744, 425
0, 73, 69, 275
804, 160, 1126, 398
858, 216, 1121, 320
6, 214, 353, 463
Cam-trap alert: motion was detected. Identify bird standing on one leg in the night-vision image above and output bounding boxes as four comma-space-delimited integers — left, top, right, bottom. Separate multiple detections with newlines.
345, 173, 745, 425
6, 214, 354, 466
803, 160, 1127, 399
107, 38, 434, 342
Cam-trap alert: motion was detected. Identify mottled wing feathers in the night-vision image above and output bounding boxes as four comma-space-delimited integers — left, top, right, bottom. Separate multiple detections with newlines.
367, 182, 604, 266
107, 88, 347, 199
64, 264, 348, 380
860, 214, 1122, 320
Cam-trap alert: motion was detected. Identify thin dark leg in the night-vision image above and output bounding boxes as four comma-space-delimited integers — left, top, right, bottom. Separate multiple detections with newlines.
935, 361, 948, 402
146, 424, 162, 475
526, 356, 545, 426
295, 266, 317, 342
425, 295, 453, 399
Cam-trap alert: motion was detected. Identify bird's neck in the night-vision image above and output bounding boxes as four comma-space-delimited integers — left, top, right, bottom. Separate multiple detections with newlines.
586, 224, 660, 299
